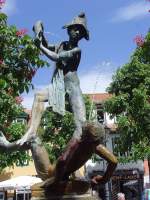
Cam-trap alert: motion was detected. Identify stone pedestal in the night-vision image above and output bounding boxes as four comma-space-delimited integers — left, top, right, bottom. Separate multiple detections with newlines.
31, 193, 98, 200
31, 180, 99, 200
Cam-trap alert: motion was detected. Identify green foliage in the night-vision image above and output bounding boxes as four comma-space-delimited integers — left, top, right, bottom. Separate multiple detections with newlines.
6, 123, 27, 141
105, 31, 150, 162
41, 110, 74, 163
38, 95, 93, 163
83, 94, 96, 120
0, 12, 48, 172
0, 122, 31, 171
104, 94, 129, 117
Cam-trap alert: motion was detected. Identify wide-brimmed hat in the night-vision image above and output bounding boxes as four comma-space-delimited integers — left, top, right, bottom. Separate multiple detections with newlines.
63, 12, 89, 40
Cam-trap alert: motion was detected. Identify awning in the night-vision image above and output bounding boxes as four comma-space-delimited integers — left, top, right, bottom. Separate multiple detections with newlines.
0, 176, 42, 191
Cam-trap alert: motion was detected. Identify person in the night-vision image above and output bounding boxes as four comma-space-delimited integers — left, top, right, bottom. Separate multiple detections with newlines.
117, 193, 126, 200
0, 122, 118, 186
19, 12, 89, 146
39, 122, 118, 188
123, 180, 138, 200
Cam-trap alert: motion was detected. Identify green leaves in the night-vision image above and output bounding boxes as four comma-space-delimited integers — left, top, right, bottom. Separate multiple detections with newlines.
39, 109, 75, 163
105, 94, 128, 116
105, 31, 150, 162
0, 13, 49, 96
38, 95, 93, 164
6, 123, 26, 141
0, 79, 7, 89
0, 12, 49, 172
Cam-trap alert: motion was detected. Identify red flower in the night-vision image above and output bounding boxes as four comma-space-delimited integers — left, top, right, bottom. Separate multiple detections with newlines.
0, 0, 5, 9
0, 59, 3, 65
16, 29, 28, 37
27, 68, 37, 80
7, 87, 13, 95
134, 35, 145, 47
31, 68, 37, 77
15, 96, 23, 104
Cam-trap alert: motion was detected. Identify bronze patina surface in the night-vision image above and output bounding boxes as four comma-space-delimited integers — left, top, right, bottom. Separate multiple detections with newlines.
0, 13, 117, 200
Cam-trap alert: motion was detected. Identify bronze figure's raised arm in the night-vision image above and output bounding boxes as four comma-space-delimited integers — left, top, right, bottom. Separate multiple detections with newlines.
19, 12, 89, 146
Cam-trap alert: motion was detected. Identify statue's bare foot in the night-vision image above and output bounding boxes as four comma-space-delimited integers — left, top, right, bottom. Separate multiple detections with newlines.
40, 177, 56, 188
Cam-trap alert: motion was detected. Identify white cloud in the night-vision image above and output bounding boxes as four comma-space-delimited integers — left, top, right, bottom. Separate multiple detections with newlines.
80, 72, 113, 94
79, 61, 117, 93
112, 1, 150, 22
22, 61, 118, 109
22, 95, 34, 109
1, 0, 17, 16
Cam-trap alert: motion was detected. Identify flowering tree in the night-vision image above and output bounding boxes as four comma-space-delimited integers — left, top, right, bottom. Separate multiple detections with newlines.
134, 35, 145, 47
0, 12, 48, 171
0, 0, 5, 9
105, 30, 150, 164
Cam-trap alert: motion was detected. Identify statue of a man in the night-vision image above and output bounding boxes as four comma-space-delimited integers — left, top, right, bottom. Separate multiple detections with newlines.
0, 122, 118, 186
0, 13, 118, 191
20, 12, 89, 146
41, 122, 118, 188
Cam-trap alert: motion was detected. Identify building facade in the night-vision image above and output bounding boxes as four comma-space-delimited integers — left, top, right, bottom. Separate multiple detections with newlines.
86, 93, 144, 200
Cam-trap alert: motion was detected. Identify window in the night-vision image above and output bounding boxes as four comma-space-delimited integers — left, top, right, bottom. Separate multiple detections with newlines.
112, 137, 132, 157
16, 189, 31, 200
96, 104, 104, 123
0, 192, 4, 200
16, 151, 29, 167
16, 159, 29, 167
15, 118, 26, 124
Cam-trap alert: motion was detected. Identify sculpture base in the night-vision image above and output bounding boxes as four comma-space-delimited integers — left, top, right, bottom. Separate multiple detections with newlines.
31, 180, 99, 200
31, 193, 98, 200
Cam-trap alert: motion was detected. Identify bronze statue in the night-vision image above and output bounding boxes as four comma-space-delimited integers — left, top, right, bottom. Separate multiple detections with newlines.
0, 13, 118, 197
19, 12, 89, 147
41, 122, 118, 188
0, 122, 117, 187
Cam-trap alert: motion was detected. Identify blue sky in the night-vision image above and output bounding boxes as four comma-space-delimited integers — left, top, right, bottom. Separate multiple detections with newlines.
1, 0, 150, 108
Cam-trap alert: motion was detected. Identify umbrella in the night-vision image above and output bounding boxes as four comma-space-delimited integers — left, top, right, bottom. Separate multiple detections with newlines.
0, 176, 42, 190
